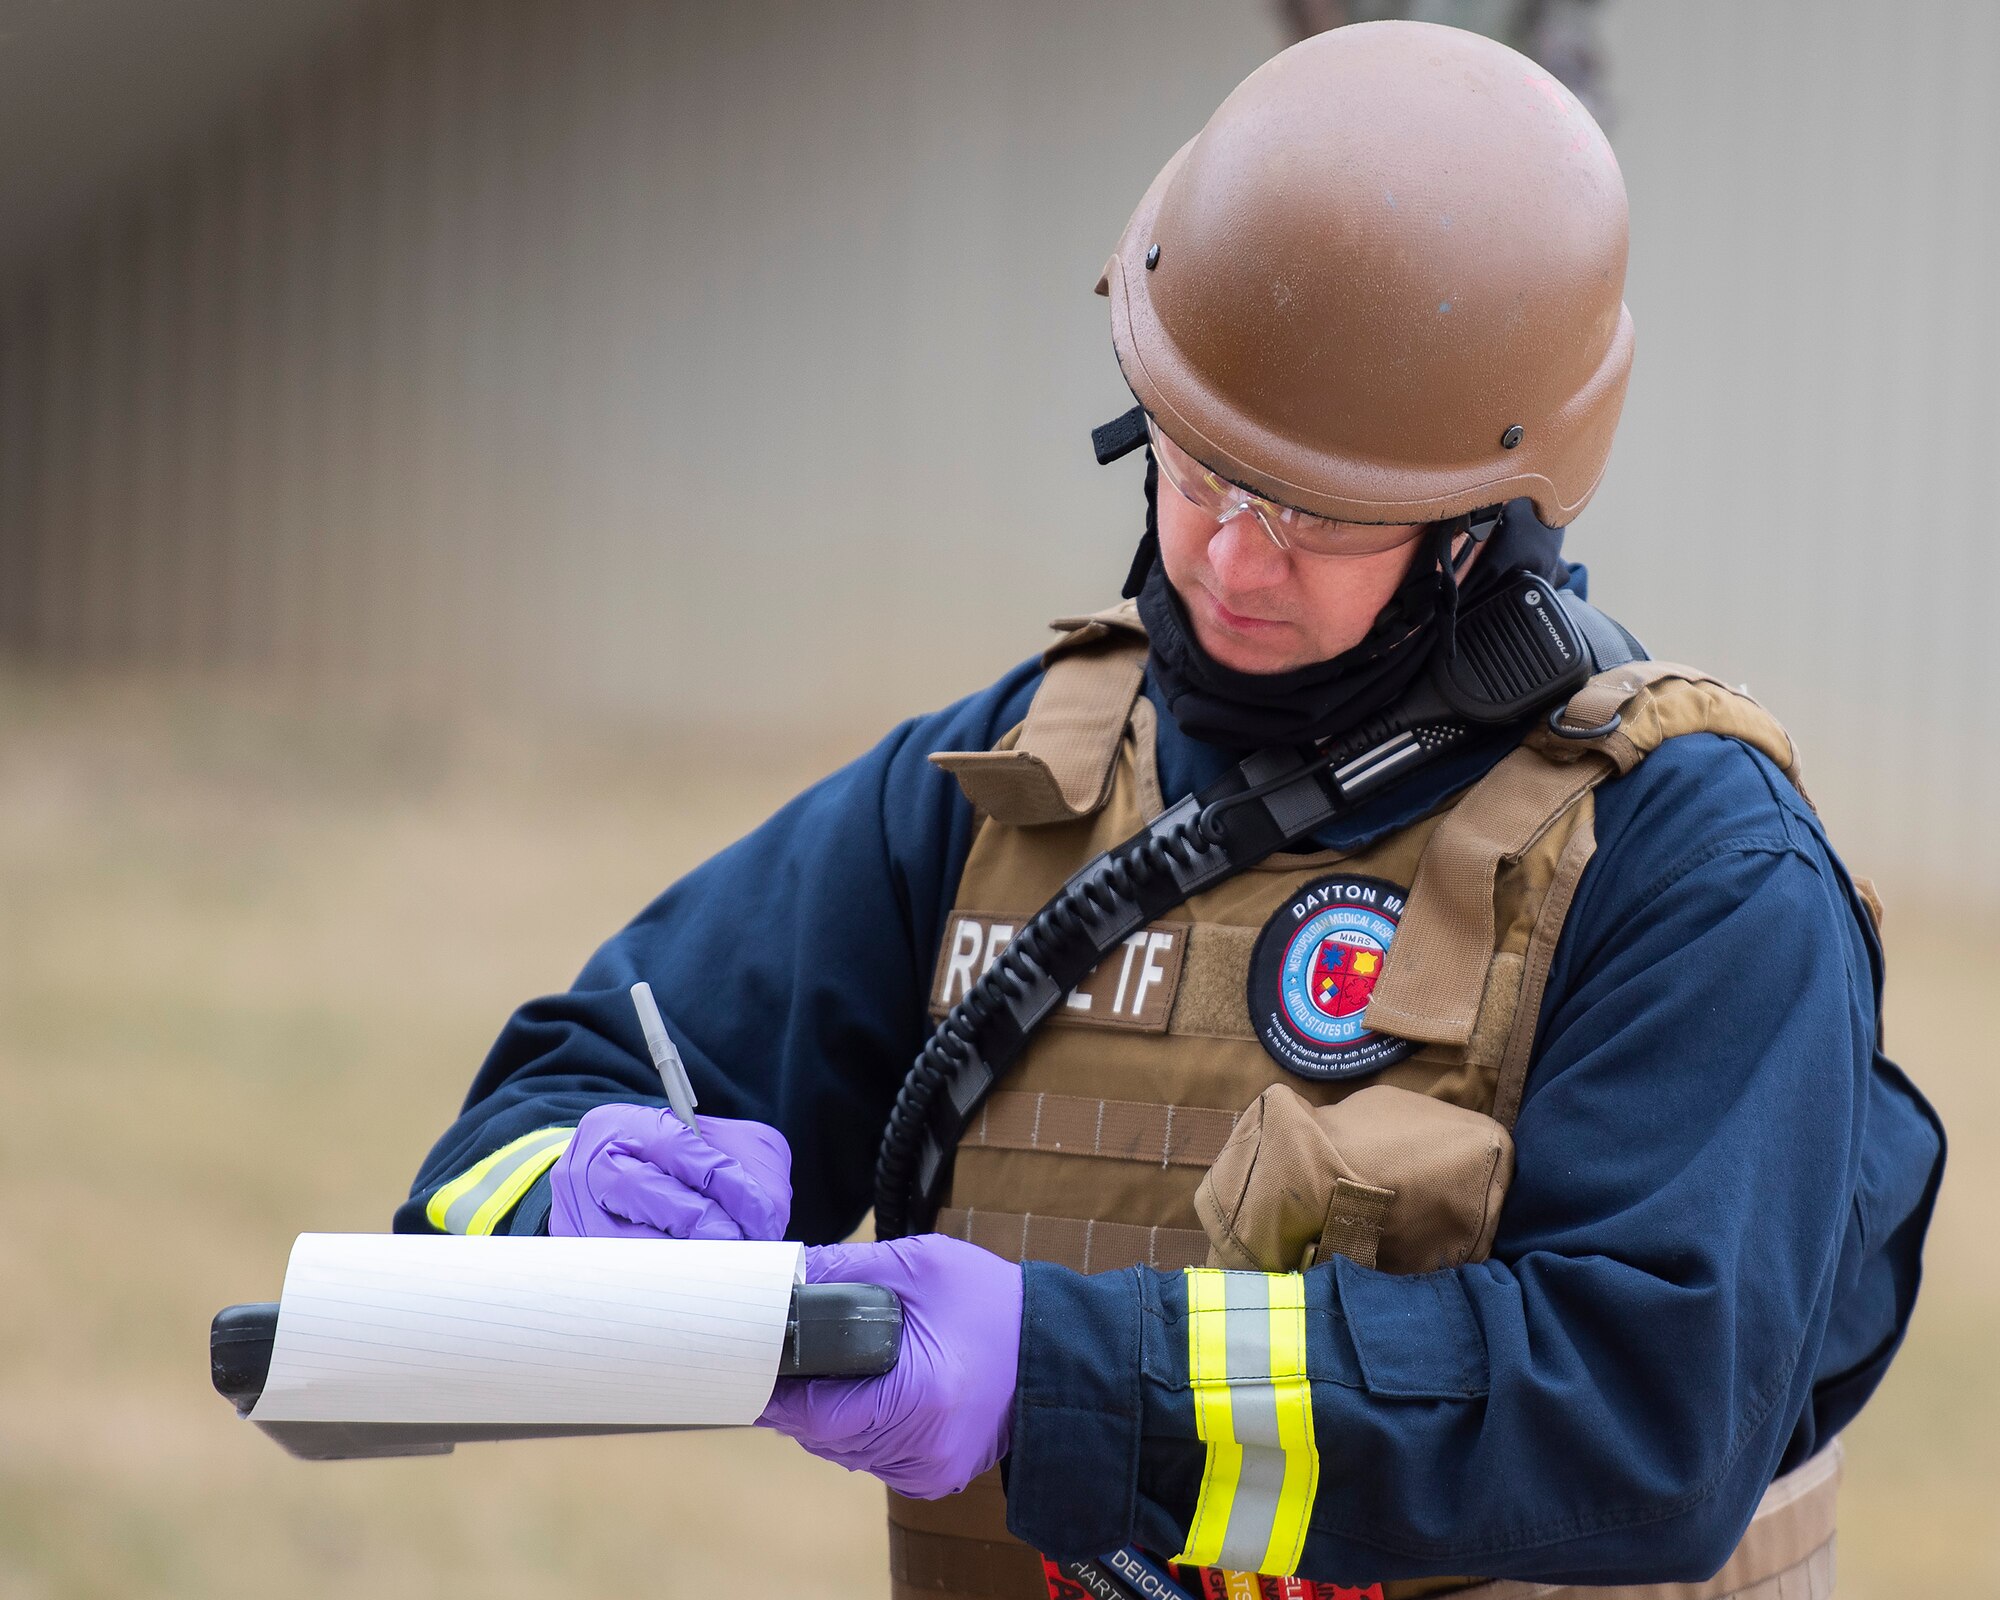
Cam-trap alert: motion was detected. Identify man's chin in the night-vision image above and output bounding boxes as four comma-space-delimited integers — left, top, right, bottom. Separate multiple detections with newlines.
1189, 613, 1310, 676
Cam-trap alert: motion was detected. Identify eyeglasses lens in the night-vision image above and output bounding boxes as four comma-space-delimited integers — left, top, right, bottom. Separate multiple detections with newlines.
1144, 417, 1423, 557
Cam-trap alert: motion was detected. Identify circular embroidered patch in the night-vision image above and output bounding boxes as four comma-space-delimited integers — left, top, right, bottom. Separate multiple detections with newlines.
1246, 874, 1417, 1080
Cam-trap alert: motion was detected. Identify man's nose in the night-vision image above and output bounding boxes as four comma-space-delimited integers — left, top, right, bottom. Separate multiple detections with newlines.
1206, 510, 1293, 591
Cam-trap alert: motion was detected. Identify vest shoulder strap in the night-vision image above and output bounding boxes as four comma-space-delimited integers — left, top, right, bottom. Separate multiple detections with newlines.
1366, 666, 1808, 1116
929, 601, 1148, 826
1537, 660, 1803, 789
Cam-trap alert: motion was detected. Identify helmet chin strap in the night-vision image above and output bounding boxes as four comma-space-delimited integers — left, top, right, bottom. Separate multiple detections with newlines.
1092, 405, 1162, 600
1449, 507, 1503, 580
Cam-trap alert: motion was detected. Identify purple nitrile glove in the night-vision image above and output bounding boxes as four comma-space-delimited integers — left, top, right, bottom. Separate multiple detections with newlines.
757, 1234, 1023, 1499
548, 1103, 791, 1240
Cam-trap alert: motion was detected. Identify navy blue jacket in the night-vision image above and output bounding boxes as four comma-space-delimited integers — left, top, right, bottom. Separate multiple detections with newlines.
397, 597, 1942, 1585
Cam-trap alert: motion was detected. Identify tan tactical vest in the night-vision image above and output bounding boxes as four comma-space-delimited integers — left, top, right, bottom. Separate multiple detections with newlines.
887, 603, 1842, 1600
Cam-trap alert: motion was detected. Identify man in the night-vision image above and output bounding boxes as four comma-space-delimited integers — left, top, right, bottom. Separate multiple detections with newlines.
399, 23, 1942, 1599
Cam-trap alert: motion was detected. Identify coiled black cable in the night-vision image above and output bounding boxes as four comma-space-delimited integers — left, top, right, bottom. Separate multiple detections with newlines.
874, 565, 1617, 1234
873, 805, 1222, 1239
873, 714, 1480, 1236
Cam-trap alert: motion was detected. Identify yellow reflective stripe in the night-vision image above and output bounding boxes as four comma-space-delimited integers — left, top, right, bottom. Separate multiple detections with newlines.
1171, 1268, 1322, 1578
1179, 1267, 1240, 1568
463, 1133, 569, 1235
424, 1125, 575, 1235
1262, 1272, 1318, 1575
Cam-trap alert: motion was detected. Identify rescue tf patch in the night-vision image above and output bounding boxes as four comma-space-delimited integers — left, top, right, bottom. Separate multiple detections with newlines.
932, 910, 1188, 1032
1246, 874, 1415, 1080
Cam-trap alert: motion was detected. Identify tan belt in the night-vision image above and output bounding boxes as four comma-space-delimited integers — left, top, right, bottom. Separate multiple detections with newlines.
887, 1442, 1840, 1600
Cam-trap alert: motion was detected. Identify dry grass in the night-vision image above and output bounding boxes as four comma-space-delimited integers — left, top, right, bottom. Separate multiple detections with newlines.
0, 673, 1991, 1598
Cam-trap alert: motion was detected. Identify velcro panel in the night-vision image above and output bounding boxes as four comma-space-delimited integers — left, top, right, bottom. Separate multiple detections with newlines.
1463, 951, 1524, 1072
1168, 923, 1258, 1040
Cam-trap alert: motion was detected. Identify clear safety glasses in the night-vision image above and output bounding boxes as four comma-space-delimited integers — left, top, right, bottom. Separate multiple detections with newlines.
1146, 416, 1426, 558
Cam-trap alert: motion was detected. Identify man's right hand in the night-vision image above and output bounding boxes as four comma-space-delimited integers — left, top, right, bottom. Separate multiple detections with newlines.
548, 1104, 792, 1240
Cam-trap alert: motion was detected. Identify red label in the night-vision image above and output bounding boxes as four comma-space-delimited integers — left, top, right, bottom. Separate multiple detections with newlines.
1199, 1576, 1382, 1600
1046, 1551, 1383, 1600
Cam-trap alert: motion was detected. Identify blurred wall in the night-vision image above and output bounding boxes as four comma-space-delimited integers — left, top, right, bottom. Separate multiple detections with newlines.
1589, 1, 2000, 906
0, 0, 401, 274
0, 0, 1279, 717
2, 0, 1997, 903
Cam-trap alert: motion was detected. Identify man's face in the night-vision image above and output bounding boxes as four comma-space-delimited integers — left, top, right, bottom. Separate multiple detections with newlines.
1154, 467, 1427, 676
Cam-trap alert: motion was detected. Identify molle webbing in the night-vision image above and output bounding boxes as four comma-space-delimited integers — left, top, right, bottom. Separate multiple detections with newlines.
935, 1206, 1208, 1274
964, 1090, 1237, 1169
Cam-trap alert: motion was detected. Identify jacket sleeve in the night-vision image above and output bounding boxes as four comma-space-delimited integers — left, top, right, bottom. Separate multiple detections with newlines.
1006, 736, 1943, 1584
394, 660, 1042, 1241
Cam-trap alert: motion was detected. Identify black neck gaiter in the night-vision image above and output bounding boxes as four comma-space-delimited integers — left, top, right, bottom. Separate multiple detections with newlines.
1135, 500, 1570, 752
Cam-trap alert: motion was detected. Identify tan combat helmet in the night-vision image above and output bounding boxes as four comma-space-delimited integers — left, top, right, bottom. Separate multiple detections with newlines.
1099, 20, 1633, 529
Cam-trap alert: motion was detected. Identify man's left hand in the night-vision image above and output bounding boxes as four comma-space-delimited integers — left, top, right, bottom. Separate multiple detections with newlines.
758, 1234, 1022, 1499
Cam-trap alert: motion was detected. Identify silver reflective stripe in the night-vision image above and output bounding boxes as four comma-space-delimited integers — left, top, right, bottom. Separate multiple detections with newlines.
1213, 1272, 1289, 1571
1176, 1268, 1319, 1577
438, 1126, 574, 1234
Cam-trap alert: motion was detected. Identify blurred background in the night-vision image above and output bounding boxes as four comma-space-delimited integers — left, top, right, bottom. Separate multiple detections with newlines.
0, 1, 1992, 1595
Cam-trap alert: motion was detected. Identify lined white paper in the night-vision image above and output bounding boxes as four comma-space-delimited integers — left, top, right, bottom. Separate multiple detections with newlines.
248, 1233, 804, 1426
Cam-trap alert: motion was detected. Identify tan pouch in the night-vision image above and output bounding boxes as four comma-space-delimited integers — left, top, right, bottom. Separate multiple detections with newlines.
1195, 1083, 1515, 1273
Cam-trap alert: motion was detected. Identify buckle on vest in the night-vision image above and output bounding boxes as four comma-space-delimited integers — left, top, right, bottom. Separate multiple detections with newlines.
1545, 703, 1622, 741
